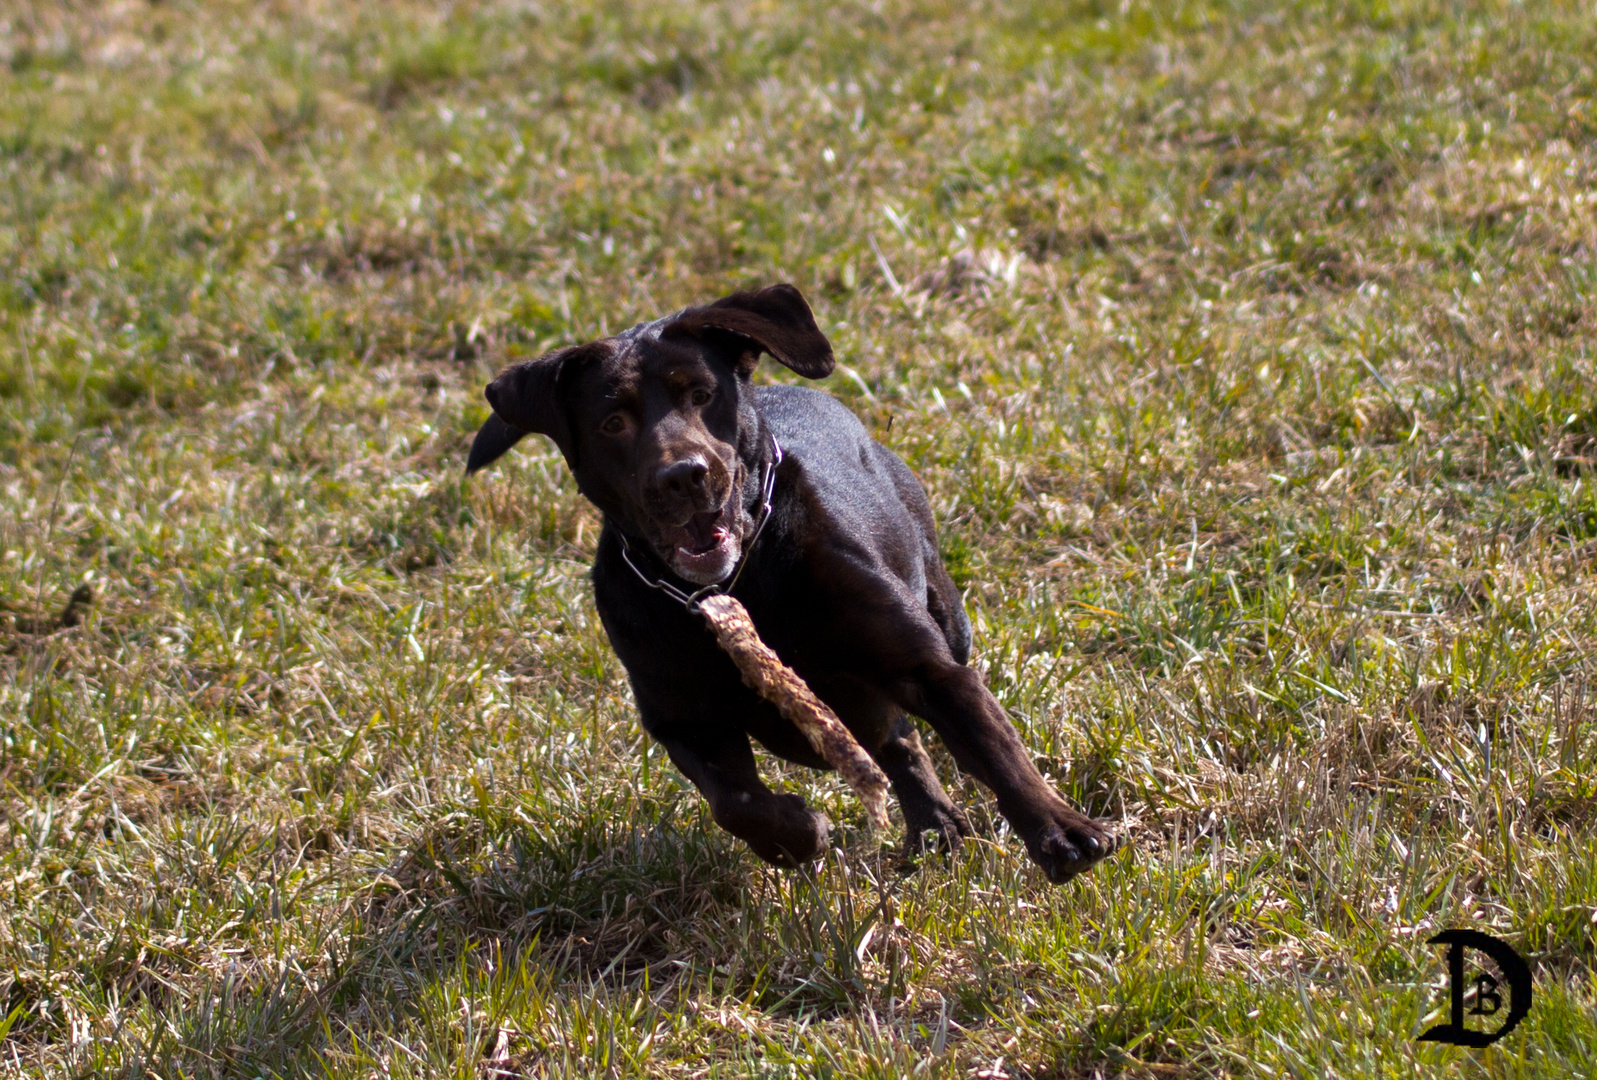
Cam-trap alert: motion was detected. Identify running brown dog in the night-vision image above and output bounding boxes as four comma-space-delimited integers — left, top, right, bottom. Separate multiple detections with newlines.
467, 284, 1115, 882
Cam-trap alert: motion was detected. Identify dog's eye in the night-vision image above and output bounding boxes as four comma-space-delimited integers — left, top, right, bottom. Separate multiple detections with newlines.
599, 413, 628, 435
690, 388, 713, 407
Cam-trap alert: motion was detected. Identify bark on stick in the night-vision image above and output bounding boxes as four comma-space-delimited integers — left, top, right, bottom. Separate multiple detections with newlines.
696, 593, 891, 832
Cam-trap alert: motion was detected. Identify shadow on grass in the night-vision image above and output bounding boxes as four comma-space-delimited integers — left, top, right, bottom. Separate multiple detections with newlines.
77, 805, 755, 1079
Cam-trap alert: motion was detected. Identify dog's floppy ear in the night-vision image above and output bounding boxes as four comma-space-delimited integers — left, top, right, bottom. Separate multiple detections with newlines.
465, 415, 527, 475
465, 343, 602, 474
666, 283, 834, 378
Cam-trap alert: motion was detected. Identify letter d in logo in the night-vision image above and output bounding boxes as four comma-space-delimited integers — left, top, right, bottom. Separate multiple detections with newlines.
1418, 929, 1533, 1048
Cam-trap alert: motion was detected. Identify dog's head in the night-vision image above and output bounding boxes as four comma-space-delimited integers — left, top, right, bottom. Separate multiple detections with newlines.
468, 283, 834, 585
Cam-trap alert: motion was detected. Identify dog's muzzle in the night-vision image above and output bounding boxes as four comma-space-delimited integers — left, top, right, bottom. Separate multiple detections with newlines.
644, 458, 747, 585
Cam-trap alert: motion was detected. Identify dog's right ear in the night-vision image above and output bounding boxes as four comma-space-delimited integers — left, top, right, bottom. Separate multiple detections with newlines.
465, 415, 527, 475
465, 344, 601, 474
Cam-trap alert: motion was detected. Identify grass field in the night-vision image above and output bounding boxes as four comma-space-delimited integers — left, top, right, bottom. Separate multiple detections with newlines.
3, 0, 1596, 1075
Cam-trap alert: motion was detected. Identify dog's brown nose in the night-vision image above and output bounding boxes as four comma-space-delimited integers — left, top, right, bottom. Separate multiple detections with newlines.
659, 457, 710, 499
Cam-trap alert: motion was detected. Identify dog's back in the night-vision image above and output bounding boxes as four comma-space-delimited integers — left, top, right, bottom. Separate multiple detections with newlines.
756, 384, 972, 666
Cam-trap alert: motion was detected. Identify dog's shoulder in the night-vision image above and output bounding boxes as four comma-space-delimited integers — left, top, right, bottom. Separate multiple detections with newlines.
751, 384, 934, 586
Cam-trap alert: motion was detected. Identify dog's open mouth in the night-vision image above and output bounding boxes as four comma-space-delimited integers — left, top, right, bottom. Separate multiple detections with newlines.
662, 505, 739, 584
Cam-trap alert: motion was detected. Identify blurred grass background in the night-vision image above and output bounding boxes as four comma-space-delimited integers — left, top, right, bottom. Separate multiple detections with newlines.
1, 0, 1595, 1075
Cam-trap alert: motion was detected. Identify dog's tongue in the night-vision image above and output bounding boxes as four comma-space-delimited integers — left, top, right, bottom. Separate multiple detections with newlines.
677, 510, 727, 555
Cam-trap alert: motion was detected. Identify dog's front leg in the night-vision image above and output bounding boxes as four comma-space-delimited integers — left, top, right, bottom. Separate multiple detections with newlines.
898, 659, 1115, 882
657, 731, 831, 867
872, 715, 973, 854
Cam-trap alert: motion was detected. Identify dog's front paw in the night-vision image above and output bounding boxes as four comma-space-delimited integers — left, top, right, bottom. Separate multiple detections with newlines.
750, 794, 830, 868
1021, 803, 1117, 884
904, 803, 973, 856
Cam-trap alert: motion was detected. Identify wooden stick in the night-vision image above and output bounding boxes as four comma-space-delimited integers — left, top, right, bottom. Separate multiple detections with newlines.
696, 593, 891, 832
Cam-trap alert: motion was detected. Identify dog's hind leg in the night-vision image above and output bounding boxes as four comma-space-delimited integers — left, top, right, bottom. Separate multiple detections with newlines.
657, 731, 831, 867
877, 446, 973, 665
922, 562, 972, 666
872, 715, 972, 854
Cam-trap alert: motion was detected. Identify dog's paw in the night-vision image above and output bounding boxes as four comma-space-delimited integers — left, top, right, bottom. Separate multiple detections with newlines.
904, 804, 973, 856
1022, 804, 1117, 884
751, 795, 830, 868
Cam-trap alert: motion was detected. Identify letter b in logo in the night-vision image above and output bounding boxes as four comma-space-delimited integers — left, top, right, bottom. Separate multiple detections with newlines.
1418, 930, 1533, 1048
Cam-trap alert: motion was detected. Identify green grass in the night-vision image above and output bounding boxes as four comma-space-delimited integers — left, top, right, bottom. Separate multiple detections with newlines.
2, 0, 1595, 1075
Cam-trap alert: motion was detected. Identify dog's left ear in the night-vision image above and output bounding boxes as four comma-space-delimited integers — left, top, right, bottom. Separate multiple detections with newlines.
666, 283, 835, 378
